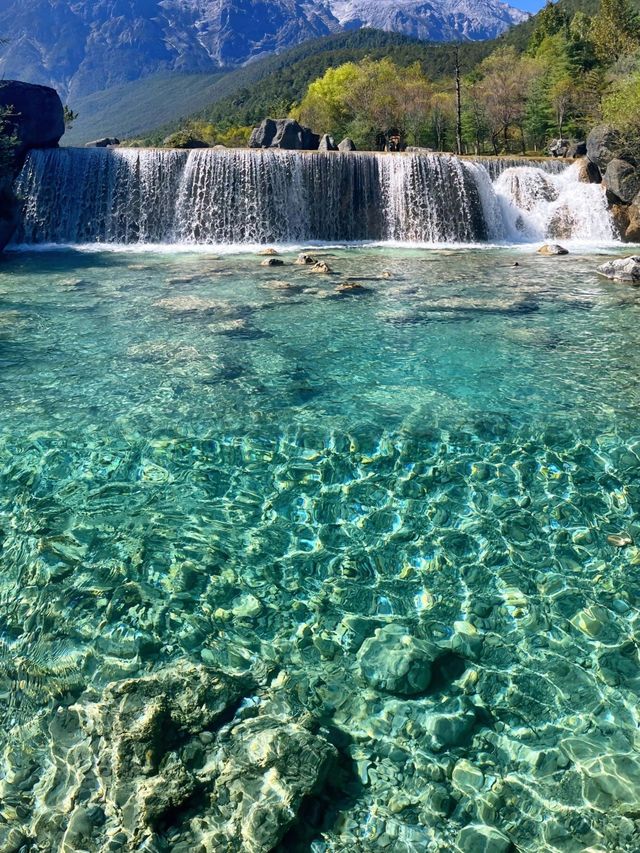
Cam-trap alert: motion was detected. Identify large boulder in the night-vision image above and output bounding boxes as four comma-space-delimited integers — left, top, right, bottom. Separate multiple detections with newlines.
338, 137, 357, 152
598, 256, 640, 282
603, 159, 640, 205
249, 118, 277, 148
587, 125, 634, 172
248, 118, 319, 150
0, 80, 64, 161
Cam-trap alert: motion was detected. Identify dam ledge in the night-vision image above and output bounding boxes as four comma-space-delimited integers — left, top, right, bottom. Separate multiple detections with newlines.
13, 146, 613, 247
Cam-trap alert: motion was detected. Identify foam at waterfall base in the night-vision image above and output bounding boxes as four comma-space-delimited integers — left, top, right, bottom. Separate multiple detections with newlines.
14, 148, 616, 247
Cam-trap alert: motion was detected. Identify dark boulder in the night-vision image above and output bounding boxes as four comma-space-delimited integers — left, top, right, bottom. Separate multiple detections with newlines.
603, 159, 640, 205
85, 137, 120, 148
249, 118, 277, 148
318, 133, 338, 152
587, 125, 635, 172
0, 80, 65, 251
0, 178, 19, 251
338, 137, 357, 152
248, 118, 319, 150
0, 80, 64, 162
567, 141, 587, 158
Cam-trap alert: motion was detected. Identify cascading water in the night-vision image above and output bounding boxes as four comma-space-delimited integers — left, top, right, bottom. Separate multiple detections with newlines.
494, 162, 615, 242
13, 147, 616, 246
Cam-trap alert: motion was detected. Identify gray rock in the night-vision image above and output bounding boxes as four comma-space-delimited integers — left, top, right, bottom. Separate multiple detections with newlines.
587, 125, 630, 172
249, 118, 277, 148
338, 137, 357, 152
0, 80, 64, 161
318, 133, 338, 151
357, 624, 437, 696
603, 159, 640, 205
249, 118, 319, 150
598, 256, 640, 282
548, 138, 570, 158
457, 824, 513, 853
537, 243, 569, 256
85, 136, 120, 148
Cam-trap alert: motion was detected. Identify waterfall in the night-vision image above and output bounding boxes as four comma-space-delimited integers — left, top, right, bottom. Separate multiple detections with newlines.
495, 162, 615, 242
471, 155, 569, 181
13, 147, 615, 246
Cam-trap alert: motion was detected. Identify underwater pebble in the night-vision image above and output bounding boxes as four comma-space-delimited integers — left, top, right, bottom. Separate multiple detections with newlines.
607, 533, 633, 547
457, 823, 513, 853
357, 624, 436, 696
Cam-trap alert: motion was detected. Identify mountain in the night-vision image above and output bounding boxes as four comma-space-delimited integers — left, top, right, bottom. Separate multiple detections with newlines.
328, 0, 529, 42
0, 0, 528, 101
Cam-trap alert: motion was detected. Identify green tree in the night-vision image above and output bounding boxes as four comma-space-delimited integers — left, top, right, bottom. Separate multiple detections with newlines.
295, 58, 432, 148
602, 69, 640, 157
529, 1, 570, 53
63, 106, 78, 129
294, 63, 361, 140
0, 107, 17, 172
590, 0, 640, 63
474, 47, 543, 153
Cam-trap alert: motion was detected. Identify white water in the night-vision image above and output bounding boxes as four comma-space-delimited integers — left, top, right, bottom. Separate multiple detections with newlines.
14, 148, 616, 246
494, 162, 615, 242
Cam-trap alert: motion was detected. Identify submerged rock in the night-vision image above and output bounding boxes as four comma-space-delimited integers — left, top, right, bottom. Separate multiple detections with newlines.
357, 624, 437, 696
598, 256, 640, 282
310, 261, 332, 274
537, 243, 569, 256
258, 247, 279, 255
457, 823, 513, 853
211, 716, 337, 852
20, 660, 338, 851
334, 282, 370, 295
607, 533, 634, 547
295, 252, 316, 265
260, 257, 284, 267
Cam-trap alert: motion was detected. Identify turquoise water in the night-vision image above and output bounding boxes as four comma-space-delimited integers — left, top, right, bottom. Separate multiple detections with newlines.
1, 246, 640, 852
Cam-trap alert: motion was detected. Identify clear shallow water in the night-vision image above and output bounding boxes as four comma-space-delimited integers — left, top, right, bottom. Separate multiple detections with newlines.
1, 246, 640, 851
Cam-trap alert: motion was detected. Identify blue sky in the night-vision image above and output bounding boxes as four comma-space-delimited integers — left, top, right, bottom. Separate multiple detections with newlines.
517, 0, 548, 11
